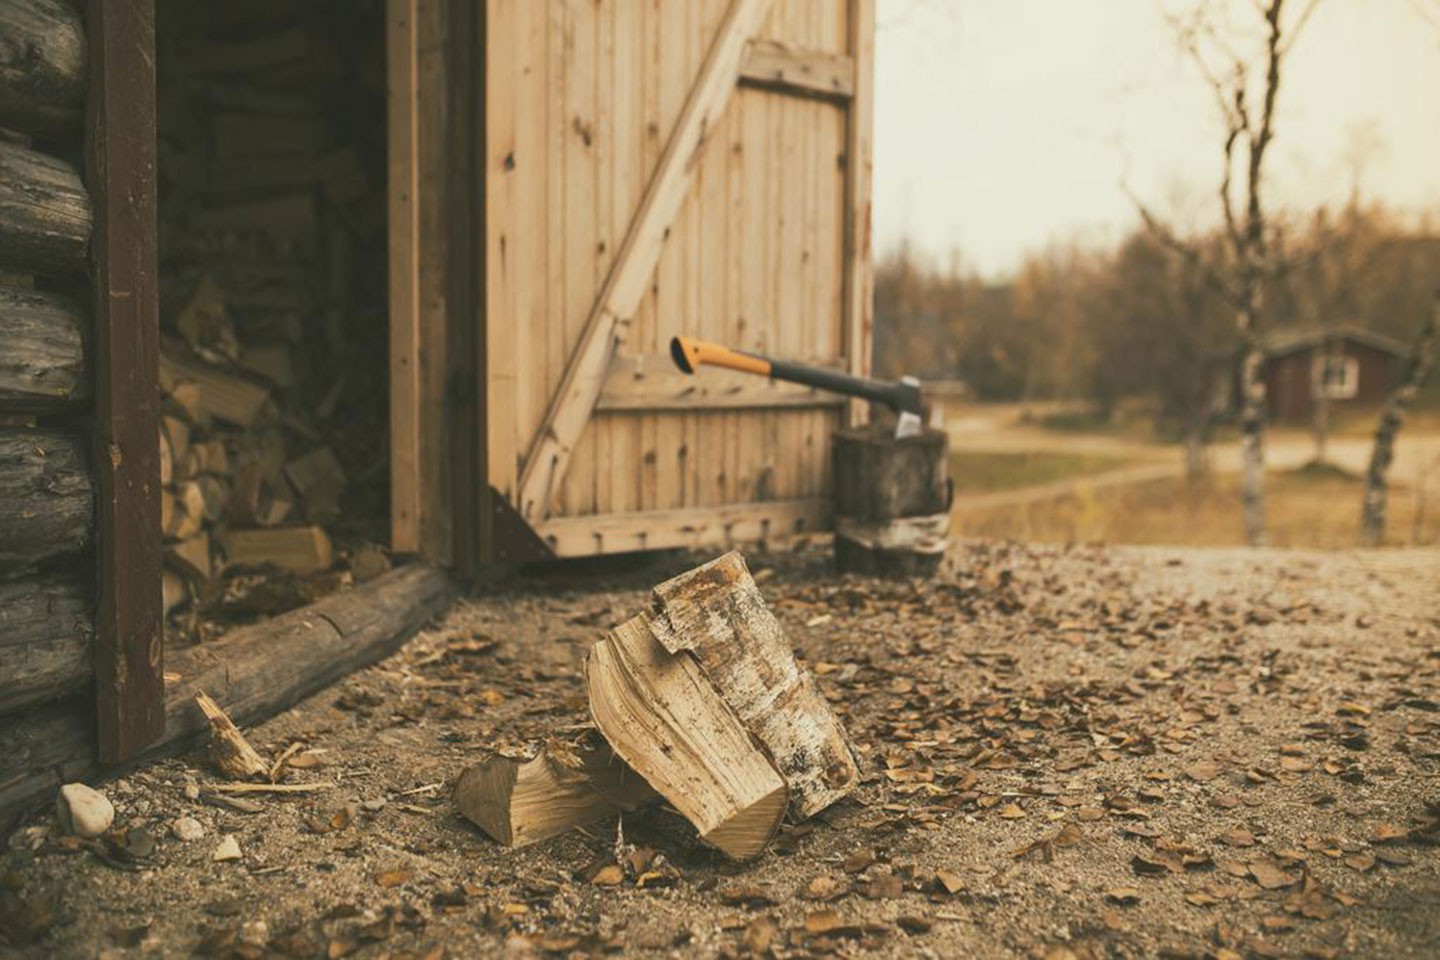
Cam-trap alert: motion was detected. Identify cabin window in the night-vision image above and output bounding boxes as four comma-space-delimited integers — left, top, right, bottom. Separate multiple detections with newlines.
1312, 354, 1359, 400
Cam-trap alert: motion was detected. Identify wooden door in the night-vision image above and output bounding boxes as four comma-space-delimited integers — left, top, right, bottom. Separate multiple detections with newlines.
390, 0, 873, 564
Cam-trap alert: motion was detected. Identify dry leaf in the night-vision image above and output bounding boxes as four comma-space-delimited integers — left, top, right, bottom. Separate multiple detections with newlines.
374, 869, 412, 889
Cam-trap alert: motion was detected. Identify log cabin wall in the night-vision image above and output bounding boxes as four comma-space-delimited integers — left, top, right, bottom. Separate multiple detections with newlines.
0, 1, 98, 724
0, 0, 164, 790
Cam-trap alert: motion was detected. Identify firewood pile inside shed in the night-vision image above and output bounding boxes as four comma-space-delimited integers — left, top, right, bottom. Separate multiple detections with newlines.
153, 0, 390, 640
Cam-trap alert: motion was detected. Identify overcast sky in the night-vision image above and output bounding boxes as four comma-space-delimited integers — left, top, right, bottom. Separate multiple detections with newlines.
873, 0, 1440, 279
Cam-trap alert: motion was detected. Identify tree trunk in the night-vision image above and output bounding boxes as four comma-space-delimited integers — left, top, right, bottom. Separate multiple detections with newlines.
1238, 340, 1268, 545
0, 429, 92, 575
1184, 385, 1213, 483
0, 0, 87, 137
0, 285, 88, 411
1362, 295, 1440, 546
0, 140, 91, 277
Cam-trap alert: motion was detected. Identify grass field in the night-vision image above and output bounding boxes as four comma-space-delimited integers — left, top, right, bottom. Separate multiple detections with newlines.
954, 466, 1440, 548
950, 450, 1130, 493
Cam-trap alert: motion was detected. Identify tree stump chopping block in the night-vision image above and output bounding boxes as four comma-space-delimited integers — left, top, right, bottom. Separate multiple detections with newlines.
832, 424, 951, 577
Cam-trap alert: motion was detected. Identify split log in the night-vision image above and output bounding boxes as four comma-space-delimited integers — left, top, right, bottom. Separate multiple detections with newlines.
587, 616, 789, 861
650, 551, 859, 819
222, 525, 332, 573
0, 574, 92, 716
0, 286, 88, 411
454, 733, 659, 848
159, 350, 271, 427
0, 429, 91, 575
0, 564, 458, 832
0, 140, 91, 276
0, 0, 86, 136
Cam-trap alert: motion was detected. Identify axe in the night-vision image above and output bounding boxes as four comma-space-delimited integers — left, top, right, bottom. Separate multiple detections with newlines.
669, 336, 925, 438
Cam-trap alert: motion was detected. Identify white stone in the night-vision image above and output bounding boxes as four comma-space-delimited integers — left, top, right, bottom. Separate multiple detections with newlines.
212, 834, 242, 862
171, 816, 205, 842
239, 920, 269, 947
56, 783, 114, 838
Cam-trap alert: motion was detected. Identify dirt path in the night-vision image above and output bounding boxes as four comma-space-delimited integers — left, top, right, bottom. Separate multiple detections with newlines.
4, 542, 1439, 958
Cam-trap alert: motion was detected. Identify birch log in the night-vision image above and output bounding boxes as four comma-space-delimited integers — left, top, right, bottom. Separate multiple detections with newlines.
1362, 294, 1440, 546
587, 615, 789, 861
648, 551, 860, 819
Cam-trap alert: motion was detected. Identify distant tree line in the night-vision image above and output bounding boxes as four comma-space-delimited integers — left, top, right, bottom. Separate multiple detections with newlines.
874, 203, 1440, 427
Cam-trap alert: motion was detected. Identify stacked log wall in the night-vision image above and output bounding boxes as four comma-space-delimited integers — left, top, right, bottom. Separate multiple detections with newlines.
0, 0, 97, 734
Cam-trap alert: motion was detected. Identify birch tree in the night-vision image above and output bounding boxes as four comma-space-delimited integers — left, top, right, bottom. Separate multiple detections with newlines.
1361, 294, 1440, 546
1130, 0, 1320, 545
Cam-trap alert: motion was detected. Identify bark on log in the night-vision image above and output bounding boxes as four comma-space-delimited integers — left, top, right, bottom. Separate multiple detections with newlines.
0, 429, 91, 575
0, 139, 91, 276
649, 551, 860, 819
0, 573, 92, 716
0, 285, 88, 410
832, 425, 950, 577
1362, 295, 1440, 546
0, 0, 86, 136
0, 563, 458, 833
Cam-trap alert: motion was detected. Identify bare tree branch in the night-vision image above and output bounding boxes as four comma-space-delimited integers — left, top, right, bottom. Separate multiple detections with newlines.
1124, 184, 1243, 309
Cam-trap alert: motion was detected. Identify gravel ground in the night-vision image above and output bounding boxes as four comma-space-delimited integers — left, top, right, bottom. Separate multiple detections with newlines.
3, 540, 1438, 959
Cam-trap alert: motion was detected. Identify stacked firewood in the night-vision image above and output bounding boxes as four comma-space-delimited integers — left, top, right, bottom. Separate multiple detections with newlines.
155, 0, 388, 625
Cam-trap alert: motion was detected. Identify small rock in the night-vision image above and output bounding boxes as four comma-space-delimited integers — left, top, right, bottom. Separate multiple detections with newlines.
212, 835, 242, 862
239, 920, 269, 947
172, 816, 205, 842
56, 783, 114, 838
183, 780, 200, 801
360, 798, 387, 813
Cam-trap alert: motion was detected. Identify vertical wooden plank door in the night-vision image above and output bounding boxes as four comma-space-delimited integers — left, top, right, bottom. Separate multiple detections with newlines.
478, 0, 875, 560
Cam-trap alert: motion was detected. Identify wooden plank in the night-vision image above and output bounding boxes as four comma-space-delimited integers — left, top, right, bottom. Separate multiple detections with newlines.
738, 39, 855, 100
0, 0, 86, 136
387, 0, 422, 553
0, 564, 457, 833
516, 0, 774, 523
534, 496, 828, 557
0, 285, 88, 411
841, 0, 874, 427
596, 351, 847, 412
87, 0, 163, 763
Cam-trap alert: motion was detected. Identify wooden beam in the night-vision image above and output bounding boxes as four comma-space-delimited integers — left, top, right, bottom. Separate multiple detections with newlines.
841, 0, 875, 427
533, 498, 829, 557
387, 0, 422, 554
0, 564, 457, 833
515, 0, 774, 523
596, 352, 847, 413
738, 40, 855, 101
86, 0, 164, 763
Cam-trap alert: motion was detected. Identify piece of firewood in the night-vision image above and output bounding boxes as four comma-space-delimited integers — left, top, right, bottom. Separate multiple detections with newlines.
166, 532, 211, 580
170, 481, 206, 540
223, 525, 332, 573
649, 551, 860, 820
162, 569, 186, 616
194, 690, 268, 780
587, 616, 788, 861
159, 350, 271, 428
453, 732, 659, 848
